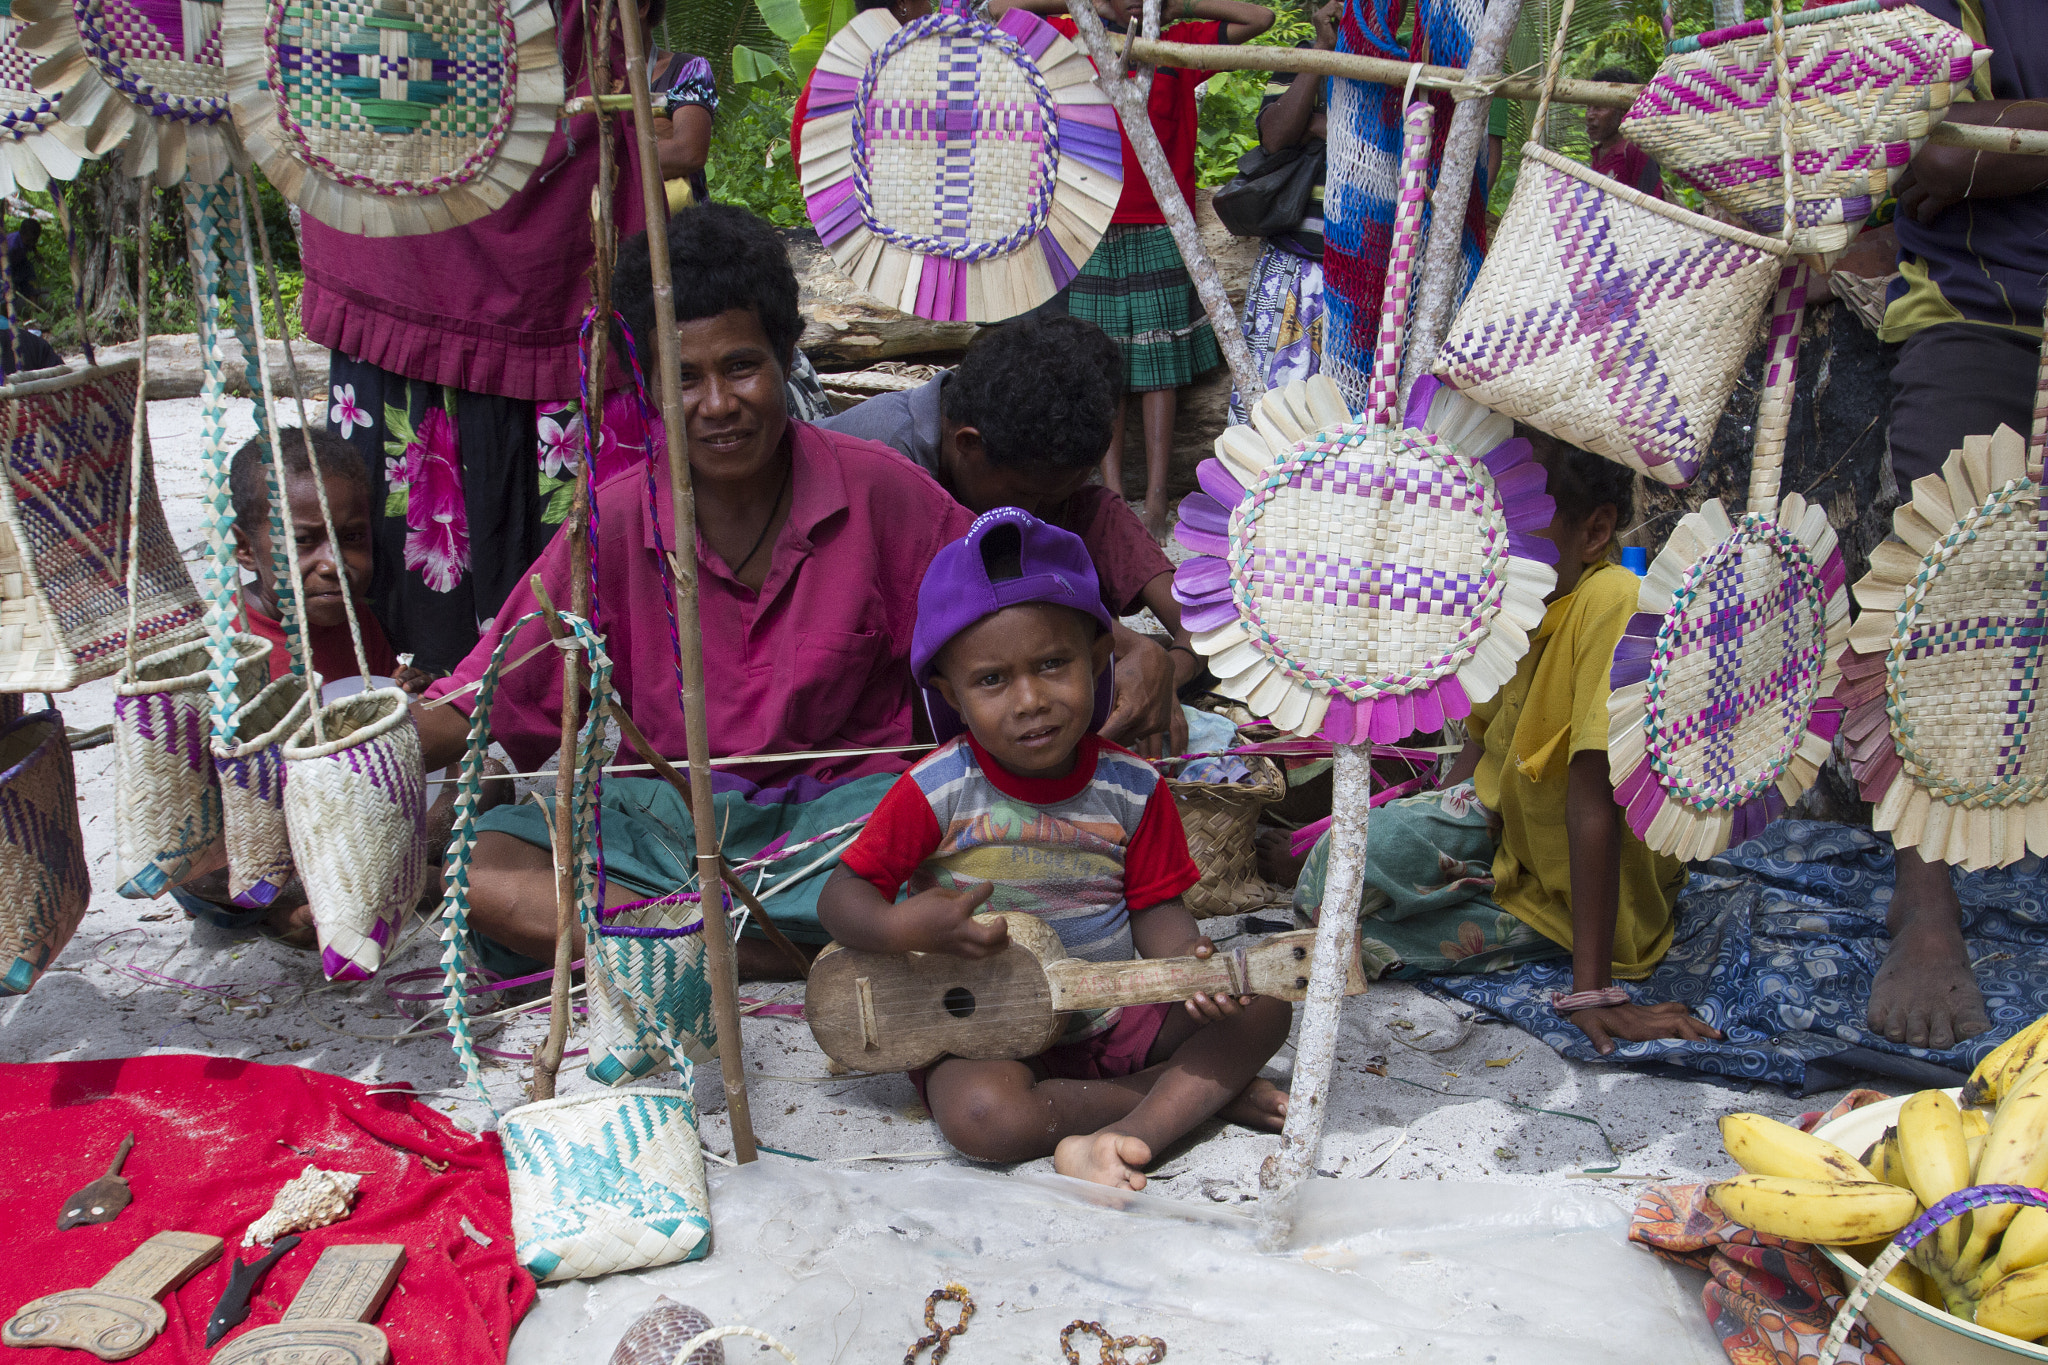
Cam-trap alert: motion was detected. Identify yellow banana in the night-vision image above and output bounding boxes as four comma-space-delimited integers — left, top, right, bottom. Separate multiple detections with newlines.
1964, 1106, 1993, 1139
1847, 1240, 1931, 1299
1970, 1132, 1988, 1172
1978, 1263, 2048, 1342
1897, 1089, 1974, 1269
1861, 1129, 1911, 1190
1963, 1076, 2048, 1279
1720, 1113, 1878, 1183
1708, 1175, 1920, 1246
1981, 1206, 2048, 1291
1965, 1012, 2048, 1108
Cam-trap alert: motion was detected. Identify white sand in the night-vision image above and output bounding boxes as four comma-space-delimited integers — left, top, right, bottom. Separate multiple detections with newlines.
5, 398, 1871, 1215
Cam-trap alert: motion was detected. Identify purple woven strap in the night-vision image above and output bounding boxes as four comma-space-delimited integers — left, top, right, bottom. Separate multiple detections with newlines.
1365, 100, 1434, 428
1818, 1184, 2048, 1365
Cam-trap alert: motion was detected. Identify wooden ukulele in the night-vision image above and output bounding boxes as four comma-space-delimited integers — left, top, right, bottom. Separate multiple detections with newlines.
806, 912, 1367, 1072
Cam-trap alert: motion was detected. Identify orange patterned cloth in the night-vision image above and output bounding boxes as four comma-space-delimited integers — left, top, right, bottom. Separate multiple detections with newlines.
1628, 1091, 1903, 1365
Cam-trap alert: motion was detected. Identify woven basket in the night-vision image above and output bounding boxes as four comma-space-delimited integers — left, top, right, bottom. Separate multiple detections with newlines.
501, 1088, 711, 1283
214, 671, 310, 908
112, 633, 269, 897
586, 896, 717, 1087
1621, 0, 1983, 265
1180, 107, 1557, 747
0, 710, 89, 994
221, 0, 562, 237
283, 687, 428, 981
1835, 424, 2047, 869
1170, 753, 1286, 918
1606, 266, 1852, 861
0, 8, 86, 194
16, 0, 238, 186
0, 360, 203, 691
800, 0, 1121, 323
1432, 144, 1787, 488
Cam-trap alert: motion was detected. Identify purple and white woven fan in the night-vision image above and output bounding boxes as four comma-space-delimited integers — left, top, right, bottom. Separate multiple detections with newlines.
1174, 103, 1557, 744
0, 3, 85, 193
798, 0, 1122, 324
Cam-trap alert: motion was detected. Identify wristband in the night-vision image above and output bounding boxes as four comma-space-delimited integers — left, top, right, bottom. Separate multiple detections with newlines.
1166, 644, 1198, 660
1550, 986, 1629, 1015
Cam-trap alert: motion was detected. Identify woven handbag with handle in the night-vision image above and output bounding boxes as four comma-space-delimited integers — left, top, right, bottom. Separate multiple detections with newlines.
0, 710, 89, 994
1620, 0, 1983, 265
501, 1088, 712, 1283
0, 359, 203, 691
113, 633, 270, 897
1431, 0, 1788, 488
1170, 754, 1287, 918
283, 688, 428, 981
215, 672, 311, 908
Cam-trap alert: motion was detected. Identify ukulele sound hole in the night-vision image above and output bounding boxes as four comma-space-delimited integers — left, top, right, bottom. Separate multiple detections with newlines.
943, 987, 977, 1019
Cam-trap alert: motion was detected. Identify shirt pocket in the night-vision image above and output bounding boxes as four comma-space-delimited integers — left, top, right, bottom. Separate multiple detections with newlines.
782, 628, 889, 747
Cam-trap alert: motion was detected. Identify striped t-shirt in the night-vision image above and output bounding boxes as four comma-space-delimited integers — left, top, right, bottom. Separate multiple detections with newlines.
840, 733, 1201, 1041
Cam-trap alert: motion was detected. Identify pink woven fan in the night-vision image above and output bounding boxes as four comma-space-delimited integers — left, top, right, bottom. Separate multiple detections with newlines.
798, 0, 1122, 323
1174, 104, 1557, 744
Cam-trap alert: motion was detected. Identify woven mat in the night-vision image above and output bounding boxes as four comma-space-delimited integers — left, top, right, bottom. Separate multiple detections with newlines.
0, 11, 84, 194
800, 2, 1120, 323
223, 0, 562, 236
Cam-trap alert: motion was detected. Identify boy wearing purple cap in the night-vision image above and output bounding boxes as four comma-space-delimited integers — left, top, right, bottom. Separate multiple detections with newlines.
818, 509, 1291, 1190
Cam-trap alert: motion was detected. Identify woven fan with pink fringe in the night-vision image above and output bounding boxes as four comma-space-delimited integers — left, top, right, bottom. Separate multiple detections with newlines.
1172, 103, 1557, 744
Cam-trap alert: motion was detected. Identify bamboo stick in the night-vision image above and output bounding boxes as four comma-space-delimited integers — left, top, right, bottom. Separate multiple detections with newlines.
1398, 0, 1523, 406
1258, 741, 1367, 1248
1061, 1, 1263, 405
618, 0, 760, 1164
1126, 37, 2048, 155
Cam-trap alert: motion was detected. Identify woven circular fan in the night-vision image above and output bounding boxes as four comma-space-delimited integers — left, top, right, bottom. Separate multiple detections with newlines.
1622, 0, 1984, 267
221, 0, 561, 237
0, 5, 86, 194
798, 0, 1121, 324
1172, 374, 1559, 743
1834, 424, 2047, 870
16, 0, 236, 185
1605, 267, 1851, 861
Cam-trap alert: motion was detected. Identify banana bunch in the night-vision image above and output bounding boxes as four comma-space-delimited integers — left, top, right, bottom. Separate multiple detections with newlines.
1706, 1022, 2048, 1343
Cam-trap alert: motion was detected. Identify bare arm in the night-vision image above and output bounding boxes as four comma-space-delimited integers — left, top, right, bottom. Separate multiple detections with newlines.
411, 698, 475, 774
654, 105, 712, 182
1442, 735, 1483, 788
1257, 0, 1336, 152
1101, 622, 1183, 751
1129, 896, 1253, 1020
1897, 98, 2048, 223
816, 862, 1008, 957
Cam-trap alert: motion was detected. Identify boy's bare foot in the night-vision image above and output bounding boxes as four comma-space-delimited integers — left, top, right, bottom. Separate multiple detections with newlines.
1054, 1130, 1154, 1190
1869, 848, 1989, 1051
1218, 1076, 1288, 1132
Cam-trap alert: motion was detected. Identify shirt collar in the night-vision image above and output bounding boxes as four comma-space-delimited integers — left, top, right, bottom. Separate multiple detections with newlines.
965, 731, 1104, 805
640, 418, 851, 562
1535, 557, 1615, 641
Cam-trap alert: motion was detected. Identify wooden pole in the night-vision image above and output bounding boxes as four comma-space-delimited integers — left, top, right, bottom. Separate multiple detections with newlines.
1259, 741, 1368, 1248
1397, 0, 1524, 407
1125, 38, 2048, 156
617, 0, 760, 1164
1061, 1, 1263, 405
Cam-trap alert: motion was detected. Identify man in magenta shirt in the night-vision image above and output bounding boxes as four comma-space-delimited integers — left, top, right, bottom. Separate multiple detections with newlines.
412, 206, 974, 978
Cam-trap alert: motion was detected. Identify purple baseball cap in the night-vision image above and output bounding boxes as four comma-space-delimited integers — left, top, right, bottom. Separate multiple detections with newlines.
912, 507, 1117, 744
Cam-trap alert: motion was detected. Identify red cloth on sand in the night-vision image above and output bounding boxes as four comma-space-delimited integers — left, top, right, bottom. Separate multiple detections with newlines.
0, 1056, 533, 1365
910, 1001, 1172, 1107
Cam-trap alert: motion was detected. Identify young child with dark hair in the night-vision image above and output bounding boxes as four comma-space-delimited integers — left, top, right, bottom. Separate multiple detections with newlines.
817, 508, 1290, 1189
227, 429, 419, 690
1288, 432, 1721, 1056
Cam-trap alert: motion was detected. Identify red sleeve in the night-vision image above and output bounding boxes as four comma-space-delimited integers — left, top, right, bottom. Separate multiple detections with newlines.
837, 771, 944, 899
1163, 19, 1226, 45
1123, 781, 1202, 911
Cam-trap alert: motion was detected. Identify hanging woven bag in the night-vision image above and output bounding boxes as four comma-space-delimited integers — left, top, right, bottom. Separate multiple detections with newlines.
113, 633, 271, 897
1619, 0, 1983, 266
282, 688, 428, 981
214, 672, 312, 908
584, 893, 717, 1086
1431, 0, 1789, 489
0, 359, 203, 691
0, 710, 89, 994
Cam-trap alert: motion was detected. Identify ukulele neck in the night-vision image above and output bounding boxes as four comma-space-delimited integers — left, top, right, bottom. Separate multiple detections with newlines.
1042, 931, 1346, 1013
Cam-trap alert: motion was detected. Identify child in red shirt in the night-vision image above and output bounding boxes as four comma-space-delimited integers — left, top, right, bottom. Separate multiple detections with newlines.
818, 508, 1290, 1189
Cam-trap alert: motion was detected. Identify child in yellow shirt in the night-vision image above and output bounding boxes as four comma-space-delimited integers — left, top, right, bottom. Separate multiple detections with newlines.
1290, 432, 1720, 1055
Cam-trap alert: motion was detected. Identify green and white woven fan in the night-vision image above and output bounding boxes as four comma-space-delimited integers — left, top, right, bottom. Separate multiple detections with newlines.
16, 0, 238, 185
1832, 314, 2048, 871
222, 0, 562, 236
0, 0, 87, 193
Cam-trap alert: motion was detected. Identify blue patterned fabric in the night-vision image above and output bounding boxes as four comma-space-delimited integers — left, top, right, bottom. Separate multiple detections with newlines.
1422, 821, 2048, 1095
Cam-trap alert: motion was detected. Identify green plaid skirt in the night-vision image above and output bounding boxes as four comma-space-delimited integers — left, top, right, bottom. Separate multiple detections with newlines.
1070, 224, 1223, 392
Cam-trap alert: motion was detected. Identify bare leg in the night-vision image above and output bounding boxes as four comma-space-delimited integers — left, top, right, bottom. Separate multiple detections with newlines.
1868, 846, 1989, 1050
1139, 387, 1176, 543
461, 831, 808, 981
1099, 394, 1127, 497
